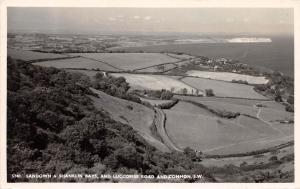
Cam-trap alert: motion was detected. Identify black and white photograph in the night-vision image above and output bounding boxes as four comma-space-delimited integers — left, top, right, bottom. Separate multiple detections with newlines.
0, 0, 299, 187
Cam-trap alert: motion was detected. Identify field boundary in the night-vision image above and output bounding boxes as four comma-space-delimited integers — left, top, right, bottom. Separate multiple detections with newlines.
132, 59, 185, 72
204, 141, 294, 159
77, 56, 124, 71
25, 55, 81, 64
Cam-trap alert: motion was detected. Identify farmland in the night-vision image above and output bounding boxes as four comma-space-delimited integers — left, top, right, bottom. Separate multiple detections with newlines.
69, 53, 180, 70
8, 44, 293, 167
175, 95, 260, 117
33, 57, 120, 71
181, 76, 267, 99
163, 99, 293, 155
8, 48, 69, 61
109, 73, 200, 95
186, 70, 269, 85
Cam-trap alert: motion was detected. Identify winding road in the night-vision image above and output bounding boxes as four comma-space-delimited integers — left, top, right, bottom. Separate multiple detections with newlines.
154, 107, 183, 152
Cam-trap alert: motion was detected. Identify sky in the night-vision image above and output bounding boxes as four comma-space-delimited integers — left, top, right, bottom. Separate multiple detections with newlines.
7, 8, 293, 35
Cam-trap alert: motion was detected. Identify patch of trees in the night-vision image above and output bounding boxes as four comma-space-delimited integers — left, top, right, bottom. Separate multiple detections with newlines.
145, 89, 173, 100
231, 79, 249, 85
254, 71, 294, 112
91, 72, 141, 103
205, 89, 215, 97
157, 99, 179, 109
7, 57, 215, 182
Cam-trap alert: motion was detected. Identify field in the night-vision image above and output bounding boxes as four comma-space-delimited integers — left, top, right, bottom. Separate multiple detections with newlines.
174, 95, 262, 106
110, 73, 200, 95
8, 48, 69, 61
135, 63, 177, 73
33, 57, 120, 71
201, 145, 294, 167
89, 88, 169, 152
69, 53, 179, 70
181, 76, 267, 99
175, 95, 259, 117
139, 97, 173, 106
186, 70, 269, 85
164, 100, 293, 155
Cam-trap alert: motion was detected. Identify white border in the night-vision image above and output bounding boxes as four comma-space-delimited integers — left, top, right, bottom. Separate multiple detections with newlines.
0, 0, 299, 189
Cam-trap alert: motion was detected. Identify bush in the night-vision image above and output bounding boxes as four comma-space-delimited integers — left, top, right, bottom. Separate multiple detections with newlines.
205, 89, 215, 97
269, 156, 278, 162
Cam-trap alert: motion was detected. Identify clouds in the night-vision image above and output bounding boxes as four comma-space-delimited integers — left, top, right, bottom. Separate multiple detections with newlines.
144, 16, 151, 20
8, 8, 293, 35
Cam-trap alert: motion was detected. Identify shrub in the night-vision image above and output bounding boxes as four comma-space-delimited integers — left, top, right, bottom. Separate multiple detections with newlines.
205, 89, 215, 97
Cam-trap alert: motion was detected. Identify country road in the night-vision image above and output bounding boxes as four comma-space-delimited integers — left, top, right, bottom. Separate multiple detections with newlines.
154, 107, 183, 152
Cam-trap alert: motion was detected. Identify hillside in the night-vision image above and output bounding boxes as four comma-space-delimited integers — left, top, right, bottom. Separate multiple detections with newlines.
7, 57, 214, 182
89, 88, 169, 152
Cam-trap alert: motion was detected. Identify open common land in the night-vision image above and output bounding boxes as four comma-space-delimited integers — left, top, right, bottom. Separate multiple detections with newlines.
164, 98, 293, 155
181, 76, 268, 99
8, 48, 69, 61
110, 73, 200, 95
33, 57, 120, 71
186, 70, 269, 84
69, 52, 180, 70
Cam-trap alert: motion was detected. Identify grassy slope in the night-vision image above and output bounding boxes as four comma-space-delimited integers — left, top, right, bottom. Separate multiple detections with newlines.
33, 57, 119, 71
8, 48, 69, 61
110, 73, 199, 95
181, 76, 268, 99
89, 88, 169, 152
164, 99, 293, 155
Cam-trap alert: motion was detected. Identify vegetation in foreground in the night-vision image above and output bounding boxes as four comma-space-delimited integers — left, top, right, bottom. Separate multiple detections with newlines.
7, 57, 294, 182
7, 57, 214, 182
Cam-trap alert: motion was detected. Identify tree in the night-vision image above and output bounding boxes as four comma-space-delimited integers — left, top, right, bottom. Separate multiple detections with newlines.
287, 95, 294, 105
181, 88, 188, 95
205, 89, 215, 97
160, 90, 173, 100
275, 94, 282, 102
95, 72, 104, 80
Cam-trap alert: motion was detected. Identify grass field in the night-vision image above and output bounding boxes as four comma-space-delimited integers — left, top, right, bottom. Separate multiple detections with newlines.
110, 73, 200, 95
174, 95, 262, 106
181, 76, 267, 99
175, 96, 258, 117
163, 100, 293, 155
33, 57, 120, 71
170, 101, 214, 116
260, 108, 294, 122
135, 63, 177, 73
186, 70, 269, 85
89, 88, 169, 152
8, 48, 68, 61
69, 53, 179, 70
201, 145, 294, 167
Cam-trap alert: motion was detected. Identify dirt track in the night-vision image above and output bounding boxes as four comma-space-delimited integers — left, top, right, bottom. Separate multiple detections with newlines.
154, 107, 183, 152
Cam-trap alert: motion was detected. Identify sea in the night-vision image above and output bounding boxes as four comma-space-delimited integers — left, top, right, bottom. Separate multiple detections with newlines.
112, 36, 294, 77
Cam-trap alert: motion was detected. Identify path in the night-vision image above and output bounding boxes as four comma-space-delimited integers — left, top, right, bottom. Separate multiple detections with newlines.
154, 107, 183, 152
254, 102, 284, 135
